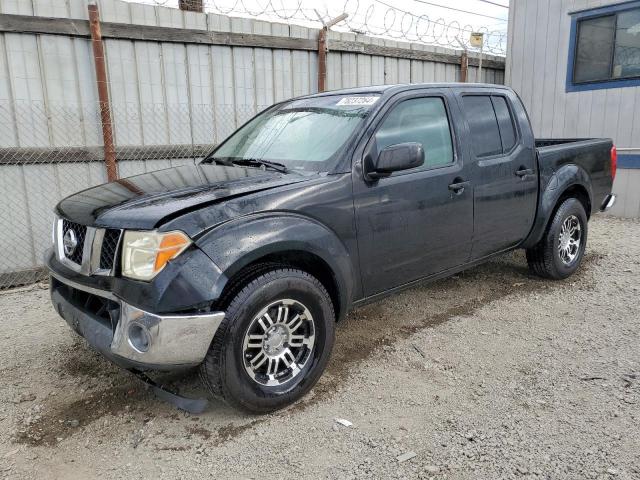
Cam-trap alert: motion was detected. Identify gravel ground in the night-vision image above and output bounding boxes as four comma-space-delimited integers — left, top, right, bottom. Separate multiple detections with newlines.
0, 215, 639, 479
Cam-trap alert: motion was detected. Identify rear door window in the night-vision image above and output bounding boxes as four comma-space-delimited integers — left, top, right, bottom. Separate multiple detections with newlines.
463, 94, 518, 157
462, 95, 502, 157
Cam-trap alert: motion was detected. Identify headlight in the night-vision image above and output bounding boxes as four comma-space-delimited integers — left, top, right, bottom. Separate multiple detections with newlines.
121, 230, 191, 281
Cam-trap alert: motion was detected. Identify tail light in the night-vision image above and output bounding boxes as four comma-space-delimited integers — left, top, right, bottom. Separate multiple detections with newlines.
610, 145, 617, 180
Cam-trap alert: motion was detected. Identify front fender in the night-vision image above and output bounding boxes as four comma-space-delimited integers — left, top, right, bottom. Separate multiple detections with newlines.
522, 164, 593, 248
111, 246, 225, 314
196, 212, 354, 318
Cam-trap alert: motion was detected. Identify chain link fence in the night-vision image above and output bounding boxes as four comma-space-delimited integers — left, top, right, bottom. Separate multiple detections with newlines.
0, 100, 253, 289
0, 0, 506, 290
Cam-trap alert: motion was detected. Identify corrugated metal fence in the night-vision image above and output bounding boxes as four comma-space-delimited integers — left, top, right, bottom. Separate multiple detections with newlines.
0, 0, 505, 288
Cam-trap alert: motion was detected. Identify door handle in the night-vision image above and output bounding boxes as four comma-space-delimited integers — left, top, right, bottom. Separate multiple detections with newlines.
515, 168, 534, 178
448, 180, 470, 194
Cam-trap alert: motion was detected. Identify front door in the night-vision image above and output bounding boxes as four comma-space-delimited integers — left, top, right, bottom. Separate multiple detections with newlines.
353, 90, 474, 297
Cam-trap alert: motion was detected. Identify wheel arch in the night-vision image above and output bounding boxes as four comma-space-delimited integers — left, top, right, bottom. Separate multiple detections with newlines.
522, 164, 593, 249
556, 184, 591, 219
219, 250, 342, 320
196, 213, 354, 322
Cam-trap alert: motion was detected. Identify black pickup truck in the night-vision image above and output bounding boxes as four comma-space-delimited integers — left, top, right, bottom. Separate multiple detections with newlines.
47, 83, 617, 412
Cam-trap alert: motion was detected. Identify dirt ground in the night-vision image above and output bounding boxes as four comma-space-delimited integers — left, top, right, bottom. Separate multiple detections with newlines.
0, 215, 638, 479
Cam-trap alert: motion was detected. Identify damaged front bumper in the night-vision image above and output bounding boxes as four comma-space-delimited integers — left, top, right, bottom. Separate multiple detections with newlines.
50, 272, 224, 371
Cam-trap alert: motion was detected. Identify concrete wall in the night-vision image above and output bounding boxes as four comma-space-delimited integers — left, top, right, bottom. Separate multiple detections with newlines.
506, 0, 640, 217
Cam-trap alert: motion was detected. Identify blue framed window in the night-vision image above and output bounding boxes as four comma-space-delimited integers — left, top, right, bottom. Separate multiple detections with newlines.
567, 1, 640, 92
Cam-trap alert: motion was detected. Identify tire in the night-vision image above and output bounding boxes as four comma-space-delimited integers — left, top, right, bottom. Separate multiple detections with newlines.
200, 267, 335, 413
526, 197, 588, 280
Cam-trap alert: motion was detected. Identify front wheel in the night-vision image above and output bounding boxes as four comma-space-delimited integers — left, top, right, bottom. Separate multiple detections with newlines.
200, 268, 335, 413
526, 197, 588, 279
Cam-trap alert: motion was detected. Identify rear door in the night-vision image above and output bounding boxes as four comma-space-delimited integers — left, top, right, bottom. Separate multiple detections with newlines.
353, 89, 474, 296
458, 91, 537, 259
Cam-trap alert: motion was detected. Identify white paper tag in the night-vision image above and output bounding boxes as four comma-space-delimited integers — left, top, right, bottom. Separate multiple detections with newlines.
335, 418, 353, 427
336, 96, 379, 106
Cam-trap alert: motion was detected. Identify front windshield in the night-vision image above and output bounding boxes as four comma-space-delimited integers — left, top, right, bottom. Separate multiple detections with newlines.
209, 94, 380, 172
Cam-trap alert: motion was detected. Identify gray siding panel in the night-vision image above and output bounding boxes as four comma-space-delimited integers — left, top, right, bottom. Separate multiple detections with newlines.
507, 0, 640, 217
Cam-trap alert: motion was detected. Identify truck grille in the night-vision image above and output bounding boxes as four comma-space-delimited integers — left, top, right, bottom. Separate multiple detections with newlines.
100, 229, 121, 270
55, 218, 120, 275
61, 219, 87, 265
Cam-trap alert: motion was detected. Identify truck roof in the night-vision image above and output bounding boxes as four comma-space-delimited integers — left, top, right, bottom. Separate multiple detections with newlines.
302, 83, 511, 99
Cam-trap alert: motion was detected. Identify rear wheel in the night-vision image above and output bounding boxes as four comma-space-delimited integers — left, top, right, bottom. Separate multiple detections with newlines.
200, 267, 335, 413
526, 197, 588, 279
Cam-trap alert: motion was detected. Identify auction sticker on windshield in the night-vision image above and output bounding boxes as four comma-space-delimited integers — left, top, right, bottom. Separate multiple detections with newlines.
336, 96, 379, 106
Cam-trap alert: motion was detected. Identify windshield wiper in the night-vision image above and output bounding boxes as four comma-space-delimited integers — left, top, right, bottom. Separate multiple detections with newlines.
201, 156, 289, 174
229, 158, 289, 174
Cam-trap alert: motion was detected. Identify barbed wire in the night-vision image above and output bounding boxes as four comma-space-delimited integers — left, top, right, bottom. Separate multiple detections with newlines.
128, 0, 507, 55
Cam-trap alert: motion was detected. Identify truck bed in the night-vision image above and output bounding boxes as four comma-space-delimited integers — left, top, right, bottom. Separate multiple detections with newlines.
535, 138, 593, 148
535, 137, 614, 216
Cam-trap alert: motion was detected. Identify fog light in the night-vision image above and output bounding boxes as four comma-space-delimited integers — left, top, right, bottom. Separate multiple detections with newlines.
128, 323, 151, 353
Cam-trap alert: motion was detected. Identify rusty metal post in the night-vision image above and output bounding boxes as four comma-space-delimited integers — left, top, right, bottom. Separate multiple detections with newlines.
88, 2, 118, 181
317, 27, 328, 92
179, 0, 203, 13
315, 13, 347, 93
460, 50, 468, 82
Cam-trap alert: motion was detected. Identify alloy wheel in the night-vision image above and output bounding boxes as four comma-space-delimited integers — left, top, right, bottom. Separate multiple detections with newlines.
242, 299, 316, 386
558, 214, 582, 265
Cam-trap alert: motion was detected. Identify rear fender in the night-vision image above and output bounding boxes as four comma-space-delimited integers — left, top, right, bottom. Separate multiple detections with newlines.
196, 213, 354, 319
522, 164, 593, 248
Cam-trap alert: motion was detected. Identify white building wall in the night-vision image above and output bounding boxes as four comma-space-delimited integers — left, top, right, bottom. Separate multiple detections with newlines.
506, 0, 640, 218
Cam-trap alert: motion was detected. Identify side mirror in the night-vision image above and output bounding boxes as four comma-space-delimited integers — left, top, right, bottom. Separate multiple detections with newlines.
364, 142, 425, 181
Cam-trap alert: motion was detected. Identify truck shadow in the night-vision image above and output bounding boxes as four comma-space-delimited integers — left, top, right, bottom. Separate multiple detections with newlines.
288, 249, 604, 412
14, 249, 604, 447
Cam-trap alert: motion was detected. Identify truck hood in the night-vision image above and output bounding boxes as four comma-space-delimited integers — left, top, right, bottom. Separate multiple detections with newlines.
55, 164, 310, 229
